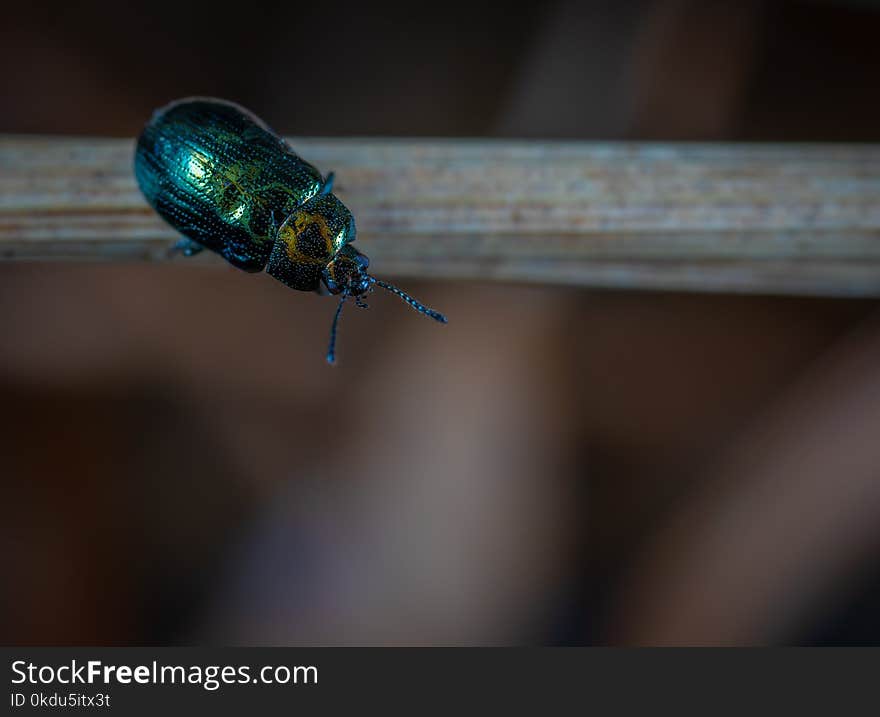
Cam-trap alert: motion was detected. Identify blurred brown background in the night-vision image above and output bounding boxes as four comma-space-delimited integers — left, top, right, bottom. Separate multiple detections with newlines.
3, 0, 880, 645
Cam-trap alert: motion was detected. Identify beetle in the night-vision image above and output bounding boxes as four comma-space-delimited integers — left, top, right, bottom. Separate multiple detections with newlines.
134, 97, 446, 363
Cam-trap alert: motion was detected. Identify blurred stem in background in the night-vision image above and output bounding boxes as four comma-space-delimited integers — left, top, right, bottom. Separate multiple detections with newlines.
612, 315, 880, 644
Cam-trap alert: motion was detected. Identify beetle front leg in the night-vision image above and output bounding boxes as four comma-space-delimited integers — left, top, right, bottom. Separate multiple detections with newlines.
168, 238, 205, 257
321, 268, 340, 295
320, 172, 335, 195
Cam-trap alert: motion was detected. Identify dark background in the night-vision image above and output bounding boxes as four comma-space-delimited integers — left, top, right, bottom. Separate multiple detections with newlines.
3, 0, 880, 645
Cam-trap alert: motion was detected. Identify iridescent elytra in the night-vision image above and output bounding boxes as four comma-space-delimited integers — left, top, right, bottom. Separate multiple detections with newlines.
134, 97, 446, 363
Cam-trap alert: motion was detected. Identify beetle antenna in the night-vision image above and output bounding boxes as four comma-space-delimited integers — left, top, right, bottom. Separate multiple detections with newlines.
326, 294, 347, 364
372, 278, 448, 323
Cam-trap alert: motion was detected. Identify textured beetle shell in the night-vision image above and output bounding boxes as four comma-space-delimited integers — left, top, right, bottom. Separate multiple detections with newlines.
135, 98, 328, 273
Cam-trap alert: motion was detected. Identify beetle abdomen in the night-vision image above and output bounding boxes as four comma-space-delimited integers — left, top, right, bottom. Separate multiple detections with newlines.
135, 98, 324, 272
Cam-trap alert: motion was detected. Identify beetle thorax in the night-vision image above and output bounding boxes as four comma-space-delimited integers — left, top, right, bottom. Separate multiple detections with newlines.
265, 192, 360, 293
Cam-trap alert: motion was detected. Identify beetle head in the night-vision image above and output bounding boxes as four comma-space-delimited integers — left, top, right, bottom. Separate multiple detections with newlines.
323, 262, 448, 364
290, 195, 448, 365
323, 244, 371, 297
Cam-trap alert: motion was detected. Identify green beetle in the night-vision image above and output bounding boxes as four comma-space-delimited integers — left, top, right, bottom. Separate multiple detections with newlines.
135, 97, 446, 363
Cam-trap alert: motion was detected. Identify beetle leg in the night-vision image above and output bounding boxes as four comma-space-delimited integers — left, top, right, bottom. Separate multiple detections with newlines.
321, 267, 340, 295
320, 172, 335, 195
168, 238, 204, 258
267, 209, 279, 240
